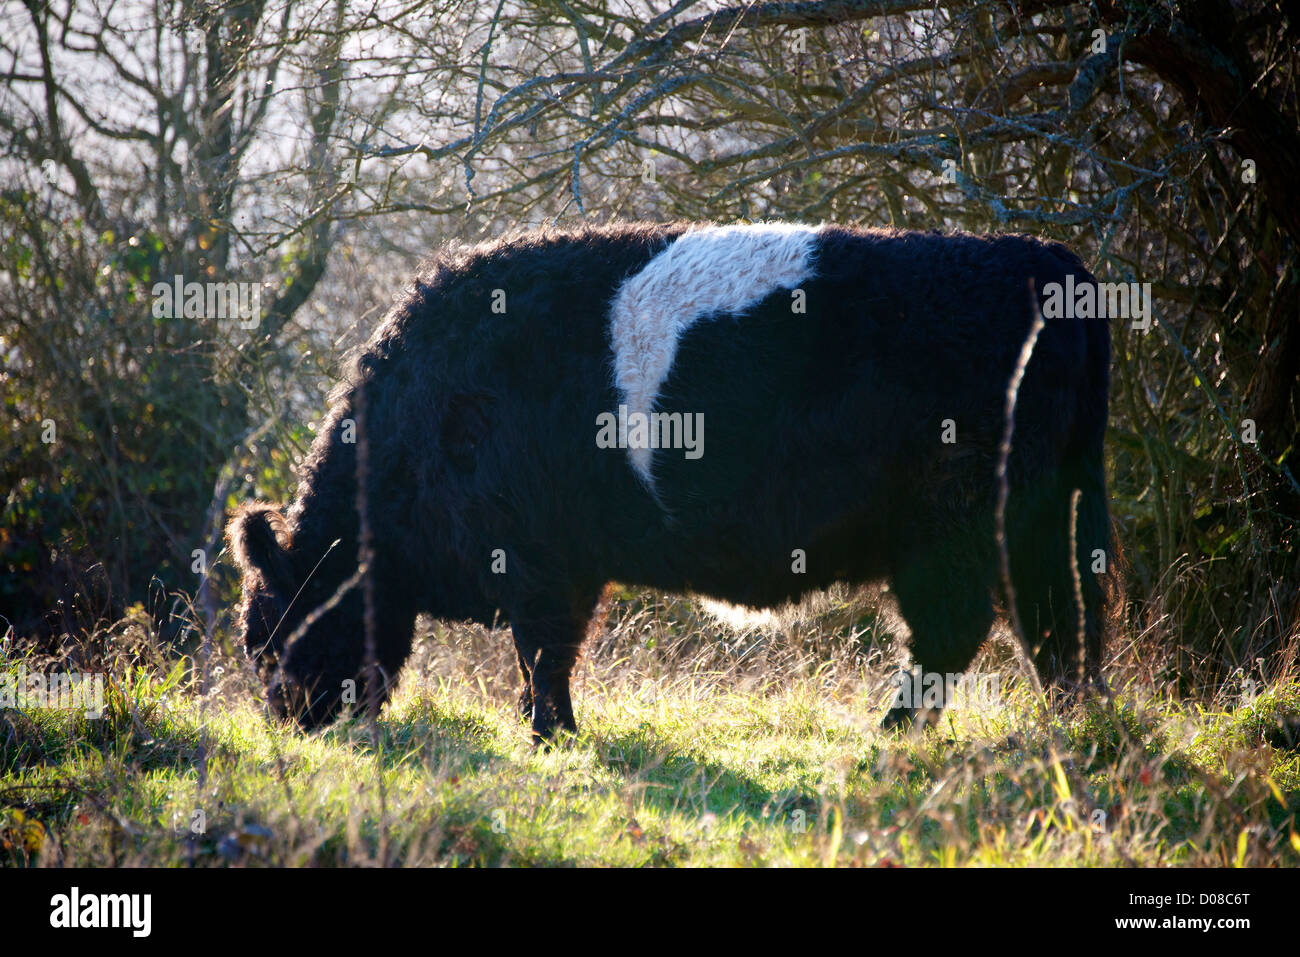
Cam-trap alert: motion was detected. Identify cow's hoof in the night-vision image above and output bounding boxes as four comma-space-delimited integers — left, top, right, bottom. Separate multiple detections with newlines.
881, 705, 945, 735
880, 704, 917, 733
530, 726, 577, 751
530, 708, 578, 750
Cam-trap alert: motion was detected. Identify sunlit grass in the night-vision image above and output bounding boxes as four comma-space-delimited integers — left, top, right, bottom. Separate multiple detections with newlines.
2, 590, 1298, 867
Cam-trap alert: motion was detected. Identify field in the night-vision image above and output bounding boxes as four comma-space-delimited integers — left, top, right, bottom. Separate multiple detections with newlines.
4, 0, 1298, 881
5, 589, 1298, 868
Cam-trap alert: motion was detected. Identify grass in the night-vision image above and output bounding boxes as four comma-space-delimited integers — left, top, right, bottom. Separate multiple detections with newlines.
2, 588, 1299, 867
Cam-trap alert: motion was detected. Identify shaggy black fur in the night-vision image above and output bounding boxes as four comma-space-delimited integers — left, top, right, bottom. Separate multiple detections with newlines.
228, 221, 1112, 742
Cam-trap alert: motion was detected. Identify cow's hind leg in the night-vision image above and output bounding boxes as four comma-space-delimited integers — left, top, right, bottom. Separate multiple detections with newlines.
1007, 466, 1107, 696
885, 532, 995, 732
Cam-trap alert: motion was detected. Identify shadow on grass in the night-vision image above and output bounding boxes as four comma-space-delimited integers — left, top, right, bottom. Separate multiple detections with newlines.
591, 726, 822, 826
1, 706, 217, 777
316, 699, 520, 779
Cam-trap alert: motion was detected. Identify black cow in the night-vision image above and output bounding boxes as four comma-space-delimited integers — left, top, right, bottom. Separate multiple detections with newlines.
228, 221, 1112, 741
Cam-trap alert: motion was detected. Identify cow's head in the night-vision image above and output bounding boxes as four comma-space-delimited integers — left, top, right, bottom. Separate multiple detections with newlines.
226, 503, 299, 707
226, 501, 351, 722
227, 502, 362, 729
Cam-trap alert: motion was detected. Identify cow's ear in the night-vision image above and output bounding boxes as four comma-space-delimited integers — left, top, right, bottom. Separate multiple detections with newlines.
442, 391, 495, 470
226, 503, 295, 591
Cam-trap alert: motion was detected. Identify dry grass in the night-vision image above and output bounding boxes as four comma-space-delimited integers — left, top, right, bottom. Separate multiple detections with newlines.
2, 585, 1299, 867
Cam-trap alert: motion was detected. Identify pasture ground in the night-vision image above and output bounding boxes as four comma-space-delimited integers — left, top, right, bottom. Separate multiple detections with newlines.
3, 588, 1298, 867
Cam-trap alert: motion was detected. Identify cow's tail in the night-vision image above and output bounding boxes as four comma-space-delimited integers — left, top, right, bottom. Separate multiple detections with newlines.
1008, 248, 1119, 694
1058, 259, 1119, 691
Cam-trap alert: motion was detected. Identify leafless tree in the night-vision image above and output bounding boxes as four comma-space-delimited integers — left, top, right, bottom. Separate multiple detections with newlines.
2, 0, 1295, 681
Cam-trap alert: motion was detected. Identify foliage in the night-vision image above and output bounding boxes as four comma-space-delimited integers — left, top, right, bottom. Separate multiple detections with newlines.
0, 0, 1296, 687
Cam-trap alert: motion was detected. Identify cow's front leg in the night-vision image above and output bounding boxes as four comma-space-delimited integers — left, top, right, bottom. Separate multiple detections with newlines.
510, 606, 591, 746
529, 646, 578, 743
